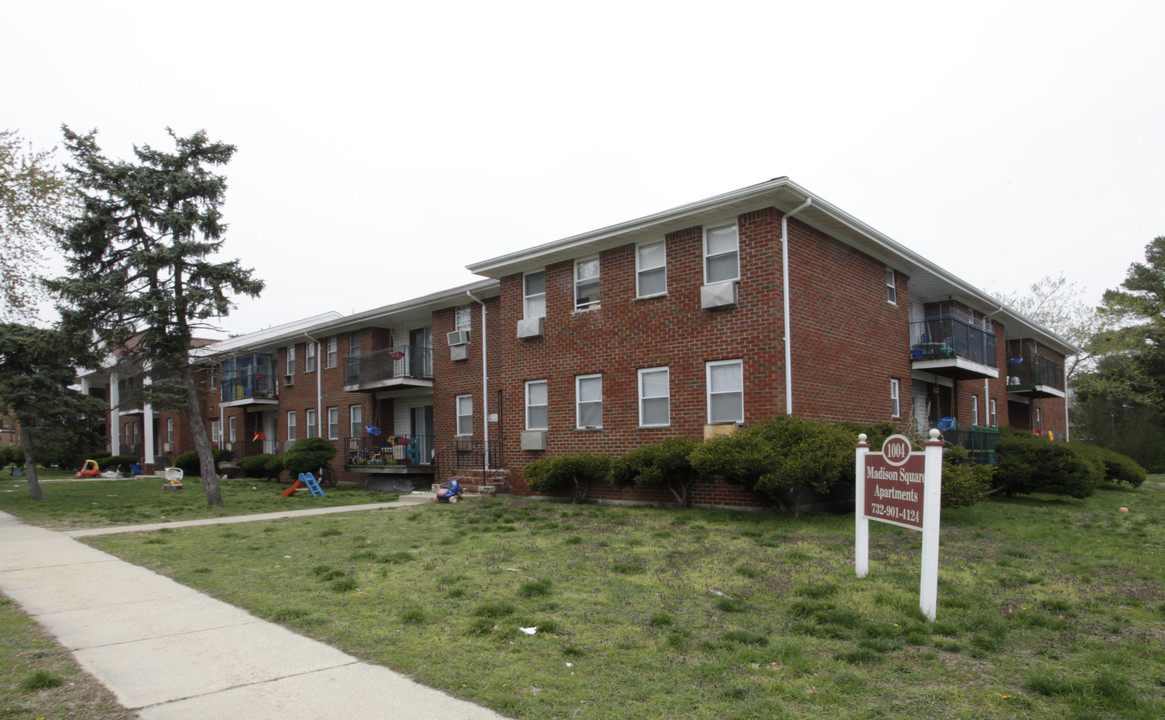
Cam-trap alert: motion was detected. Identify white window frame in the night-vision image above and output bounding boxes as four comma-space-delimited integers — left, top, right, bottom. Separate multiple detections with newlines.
286, 346, 296, 375
574, 256, 600, 311
703, 224, 740, 284
575, 374, 603, 429
306, 409, 318, 438
886, 267, 897, 305
326, 337, 338, 369
456, 395, 473, 436
350, 405, 362, 440
455, 305, 472, 331
327, 406, 339, 440
287, 411, 296, 441
523, 270, 546, 319
525, 380, 548, 431
228, 416, 236, 443
349, 331, 361, 356
211, 419, 221, 447
305, 342, 316, 373
167, 418, 174, 443
706, 359, 744, 424
890, 378, 901, 418
972, 395, 980, 426
209, 368, 218, 389
638, 367, 670, 427
636, 240, 667, 298
989, 398, 998, 427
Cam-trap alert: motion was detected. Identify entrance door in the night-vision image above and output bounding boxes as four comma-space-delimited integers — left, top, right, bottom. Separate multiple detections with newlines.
411, 405, 434, 464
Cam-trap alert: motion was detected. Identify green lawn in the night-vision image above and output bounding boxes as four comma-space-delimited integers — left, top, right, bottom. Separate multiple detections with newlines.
0, 473, 400, 529
79, 479, 1164, 720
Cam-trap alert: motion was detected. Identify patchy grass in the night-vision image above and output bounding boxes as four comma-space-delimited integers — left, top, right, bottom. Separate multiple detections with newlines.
0, 593, 135, 719
0, 475, 399, 529
85, 480, 1165, 719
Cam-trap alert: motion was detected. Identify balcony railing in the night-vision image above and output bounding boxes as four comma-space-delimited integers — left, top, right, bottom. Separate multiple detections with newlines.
221, 373, 278, 402
1006, 355, 1064, 391
343, 435, 434, 466
344, 346, 433, 387
910, 316, 997, 367
941, 426, 999, 464
223, 439, 280, 457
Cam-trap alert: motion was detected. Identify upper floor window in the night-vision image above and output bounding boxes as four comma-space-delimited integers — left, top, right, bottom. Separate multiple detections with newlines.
575, 257, 600, 311
576, 374, 603, 428
456, 395, 473, 436
890, 378, 901, 418
524, 271, 546, 319
704, 224, 739, 284
287, 411, 296, 440
886, 267, 897, 305
525, 380, 548, 431
455, 305, 472, 331
286, 346, 296, 375
638, 367, 670, 427
349, 331, 361, 356
209, 368, 218, 389
707, 359, 744, 424
305, 342, 316, 373
326, 337, 338, 369
228, 416, 237, 443
636, 241, 667, 297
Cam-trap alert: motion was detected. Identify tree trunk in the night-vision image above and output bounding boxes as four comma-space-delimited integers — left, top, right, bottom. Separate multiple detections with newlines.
20, 426, 43, 501
182, 364, 222, 506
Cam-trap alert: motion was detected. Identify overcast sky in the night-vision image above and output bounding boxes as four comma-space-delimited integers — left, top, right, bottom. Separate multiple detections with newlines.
6, 1, 1163, 337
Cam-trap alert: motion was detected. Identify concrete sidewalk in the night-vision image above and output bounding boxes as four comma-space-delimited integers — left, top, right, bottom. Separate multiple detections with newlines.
0, 505, 509, 719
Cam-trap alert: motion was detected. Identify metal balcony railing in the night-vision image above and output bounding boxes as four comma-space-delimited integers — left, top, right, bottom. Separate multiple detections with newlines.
941, 426, 1000, 464
223, 439, 280, 458
343, 435, 434, 466
910, 316, 997, 367
343, 346, 433, 386
1006, 355, 1064, 390
221, 372, 278, 402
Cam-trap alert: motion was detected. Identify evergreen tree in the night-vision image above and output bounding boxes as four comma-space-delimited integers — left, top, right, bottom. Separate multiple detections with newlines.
48, 127, 263, 506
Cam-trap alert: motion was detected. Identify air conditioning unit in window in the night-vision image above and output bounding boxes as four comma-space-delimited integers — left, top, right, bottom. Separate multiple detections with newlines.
450, 345, 469, 362
516, 317, 544, 339
447, 330, 471, 346
521, 431, 547, 451
284, 374, 294, 387
701, 280, 738, 309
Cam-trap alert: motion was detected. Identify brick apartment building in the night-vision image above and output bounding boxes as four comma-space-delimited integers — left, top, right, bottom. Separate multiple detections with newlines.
77, 178, 1074, 505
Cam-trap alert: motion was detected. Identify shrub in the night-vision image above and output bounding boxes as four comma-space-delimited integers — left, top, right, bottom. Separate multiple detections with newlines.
98, 454, 137, 471
239, 454, 274, 478
610, 437, 703, 508
995, 428, 1103, 498
523, 453, 611, 503
940, 445, 992, 509
264, 454, 285, 481
283, 437, 338, 484
1073, 443, 1146, 487
174, 448, 235, 477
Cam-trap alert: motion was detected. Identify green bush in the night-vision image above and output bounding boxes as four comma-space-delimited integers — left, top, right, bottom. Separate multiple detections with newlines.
264, 454, 285, 481
174, 448, 235, 477
283, 437, 337, 481
610, 437, 702, 508
940, 445, 992, 509
239, 454, 274, 478
995, 428, 1104, 498
98, 455, 137, 471
1072, 443, 1146, 488
523, 453, 611, 503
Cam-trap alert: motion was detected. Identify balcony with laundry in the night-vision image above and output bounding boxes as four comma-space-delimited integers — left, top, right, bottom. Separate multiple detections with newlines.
1005, 339, 1066, 398
343, 345, 434, 392
909, 301, 998, 380
220, 353, 279, 407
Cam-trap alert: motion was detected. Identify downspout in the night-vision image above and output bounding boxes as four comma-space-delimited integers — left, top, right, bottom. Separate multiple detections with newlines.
782, 198, 813, 415
304, 332, 322, 438
467, 290, 490, 470
985, 302, 1007, 431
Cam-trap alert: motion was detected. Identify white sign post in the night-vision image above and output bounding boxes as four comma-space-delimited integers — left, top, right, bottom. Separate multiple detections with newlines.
855, 429, 944, 620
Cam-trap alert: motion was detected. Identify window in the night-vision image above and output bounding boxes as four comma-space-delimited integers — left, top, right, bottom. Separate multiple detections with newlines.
455, 305, 472, 331
287, 411, 296, 440
305, 342, 316, 373
576, 374, 603, 428
525, 380, 548, 431
327, 407, 339, 440
707, 359, 744, 423
306, 409, 318, 438
209, 368, 218, 389
228, 416, 237, 443
524, 271, 546, 319
349, 331, 361, 356
636, 241, 667, 297
638, 367, 670, 427
326, 337, 338, 369
890, 379, 901, 418
211, 420, 221, 447
350, 405, 362, 440
286, 346, 296, 375
575, 257, 600, 310
886, 267, 897, 305
166, 419, 174, 445
456, 395, 473, 436
990, 398, 998, 427
1035, 407, 1043, 432
704, 224, 739, 284
972, 395, 980, 426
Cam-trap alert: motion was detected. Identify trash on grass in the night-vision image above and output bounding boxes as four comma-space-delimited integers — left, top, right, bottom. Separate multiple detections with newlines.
520, 626, 538, 635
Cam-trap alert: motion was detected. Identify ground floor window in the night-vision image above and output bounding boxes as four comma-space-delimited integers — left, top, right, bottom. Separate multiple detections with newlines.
456, 395, 473, 436
706, 359, 743, 423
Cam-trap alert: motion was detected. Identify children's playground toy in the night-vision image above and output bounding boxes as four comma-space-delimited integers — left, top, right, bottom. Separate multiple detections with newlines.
282, 472, 325, 497
75, 460, 101, 478
162, 467, 184, 490
435, 478, 463, 503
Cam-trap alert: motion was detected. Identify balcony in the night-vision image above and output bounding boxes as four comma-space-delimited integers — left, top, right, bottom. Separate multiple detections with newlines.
221, 372, 278, 406
1006, 354, 1065, 398
223, 438, 280, 457
343, 345, 433, 392
342, 434, 435, 474
910, 316, 998, 380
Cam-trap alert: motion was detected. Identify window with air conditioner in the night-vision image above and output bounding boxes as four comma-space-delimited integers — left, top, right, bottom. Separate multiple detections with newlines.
575, 257, 600, 311
704, 224, 739, 284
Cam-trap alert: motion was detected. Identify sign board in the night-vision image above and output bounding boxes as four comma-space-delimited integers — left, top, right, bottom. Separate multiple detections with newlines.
855, 430, 944, 620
